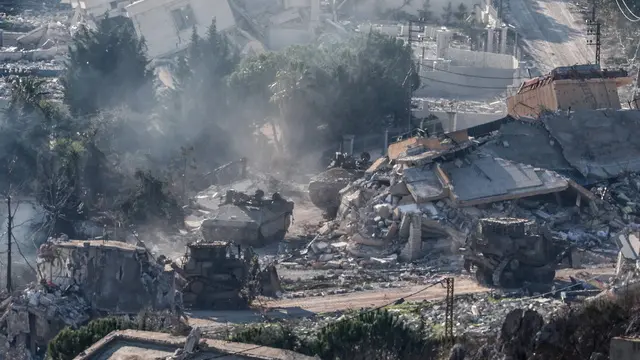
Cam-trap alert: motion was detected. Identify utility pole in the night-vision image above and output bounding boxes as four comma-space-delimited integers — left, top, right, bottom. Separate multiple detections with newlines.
406, 20, 426, 134
444, 277, 455, 347
6, 195, 12, 292
586, 3, 601, 65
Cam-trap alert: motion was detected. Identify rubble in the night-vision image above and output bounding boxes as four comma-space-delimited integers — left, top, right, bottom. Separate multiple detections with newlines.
0, 237, 179, 360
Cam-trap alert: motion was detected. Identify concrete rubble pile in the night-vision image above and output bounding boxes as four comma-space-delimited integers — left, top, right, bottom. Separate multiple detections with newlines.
0, 236, 179, 360
301, 150, 607, 272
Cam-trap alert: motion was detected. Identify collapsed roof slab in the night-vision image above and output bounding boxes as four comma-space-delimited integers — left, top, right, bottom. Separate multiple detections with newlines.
541, 109, 640, 181
480, 120, 573, 173
442, 155, 568, 207
403, 166, 448, 203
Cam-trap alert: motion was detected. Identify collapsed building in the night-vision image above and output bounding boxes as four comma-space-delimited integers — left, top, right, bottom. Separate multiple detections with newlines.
0, 239, 176, 359
507, 64, 632, 118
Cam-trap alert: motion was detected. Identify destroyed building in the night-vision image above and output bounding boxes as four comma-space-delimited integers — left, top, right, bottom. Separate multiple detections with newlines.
37, 240, 177, 313
507, 64, 632, 118
0, 239, 177, 360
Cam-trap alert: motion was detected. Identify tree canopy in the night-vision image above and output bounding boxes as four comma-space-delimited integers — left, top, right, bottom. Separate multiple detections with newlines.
2, 16, 420, 237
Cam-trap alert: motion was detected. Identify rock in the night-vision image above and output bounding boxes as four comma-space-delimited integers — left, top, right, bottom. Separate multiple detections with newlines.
350, 233, 386, 247
386, 222, 399, 240
330, 242, 348, 250
389, 181, 410, 196
374, 203, 393, 218
311, 241, 329, 253
317, 222, 333, 236
318, 254, 334, 262
449, 344, 467, 360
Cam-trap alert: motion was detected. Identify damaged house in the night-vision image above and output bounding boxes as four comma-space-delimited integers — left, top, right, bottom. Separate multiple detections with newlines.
0, 239, 177, 360
70, 0, 325, 60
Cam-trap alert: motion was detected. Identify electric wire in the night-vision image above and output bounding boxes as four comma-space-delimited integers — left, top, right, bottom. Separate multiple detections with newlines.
423, 67, 528, 79
615, 0, 640, 22
201, 279, 448, 359
419, 74, 514, 89
620, 0, 640, 19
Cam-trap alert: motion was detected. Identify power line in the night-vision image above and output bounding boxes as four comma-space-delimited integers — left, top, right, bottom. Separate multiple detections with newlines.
203, 278, 449, 359
620, 0, 640, 19
419, 74, 513, 89
424, 67, 527, 79
615, 0, 640, 22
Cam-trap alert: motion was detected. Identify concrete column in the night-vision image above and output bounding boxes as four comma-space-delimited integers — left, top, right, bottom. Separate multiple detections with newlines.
500, 26, 508, 54
486, 27, 494, 53
400, 213, 422, 262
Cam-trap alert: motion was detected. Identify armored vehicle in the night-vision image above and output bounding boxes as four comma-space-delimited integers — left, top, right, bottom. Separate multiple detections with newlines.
308, 152, 371, 216
461, 218, 566, 288
174, 241, 282, 310
201, 189, 294, 247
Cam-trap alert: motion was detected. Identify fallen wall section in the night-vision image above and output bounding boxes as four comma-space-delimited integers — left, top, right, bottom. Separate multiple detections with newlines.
541, 109, 640, 180
38, 240, 176, 314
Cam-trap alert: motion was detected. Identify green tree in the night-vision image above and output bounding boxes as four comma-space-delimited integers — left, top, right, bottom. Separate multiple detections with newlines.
442, 2, 454, 25
62, 16, 154, 116
418, 0, 434, 22
454, 3, 469, 23
163, 19, 241, 169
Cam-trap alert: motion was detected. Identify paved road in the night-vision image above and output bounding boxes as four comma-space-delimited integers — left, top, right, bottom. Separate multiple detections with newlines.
508, 0, 594, 72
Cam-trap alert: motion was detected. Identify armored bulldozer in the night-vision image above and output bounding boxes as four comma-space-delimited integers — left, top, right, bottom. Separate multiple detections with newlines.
173, 241, 282, 310
308, 152, 371, 216
461, 218, 567, 288
201, 189, 294, 247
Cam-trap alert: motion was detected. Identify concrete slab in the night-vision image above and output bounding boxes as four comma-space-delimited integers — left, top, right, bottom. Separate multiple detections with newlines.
480, 121, 574, 173
402, 166, 447, 203
443, 155, 568, 206
541, 109, 640, 180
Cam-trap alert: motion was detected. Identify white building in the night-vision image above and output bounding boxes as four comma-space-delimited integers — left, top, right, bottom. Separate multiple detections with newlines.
125, 0, 236, 59
64, 0, 134, 18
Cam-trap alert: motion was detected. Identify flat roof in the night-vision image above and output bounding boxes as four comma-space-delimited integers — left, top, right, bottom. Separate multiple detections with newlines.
55, 240, 139, 252
75, 330, 315, 360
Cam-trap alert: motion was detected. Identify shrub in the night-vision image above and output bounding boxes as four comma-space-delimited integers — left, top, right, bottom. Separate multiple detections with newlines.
230, 310, 440, 360
47, 310, 190, 360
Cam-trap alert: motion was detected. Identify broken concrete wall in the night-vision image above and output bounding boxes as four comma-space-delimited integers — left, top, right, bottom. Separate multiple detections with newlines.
480, 121, 573, 173
541, 109, 640, 180
38, 240, 176, 314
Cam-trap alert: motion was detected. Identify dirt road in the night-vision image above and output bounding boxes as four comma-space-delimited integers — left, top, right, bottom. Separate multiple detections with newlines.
188, 267, 615, 330
263, 277, 487, 313
508, 0, 594, 72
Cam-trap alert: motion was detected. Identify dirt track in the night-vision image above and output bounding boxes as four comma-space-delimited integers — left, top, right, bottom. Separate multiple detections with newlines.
263, 277, 488, 313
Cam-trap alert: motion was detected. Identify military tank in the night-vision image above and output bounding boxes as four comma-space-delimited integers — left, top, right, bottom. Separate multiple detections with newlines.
308, 151, 371, 217
461, 218, 569, 288
201, 189, 294, 247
